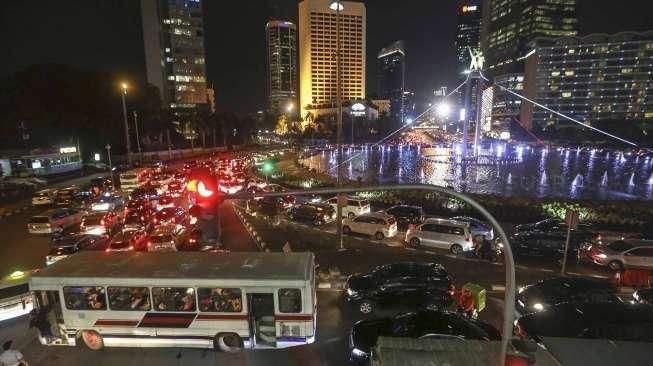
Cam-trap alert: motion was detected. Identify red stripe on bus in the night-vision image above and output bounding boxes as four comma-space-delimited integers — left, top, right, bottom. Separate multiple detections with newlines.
196, 314, 249, 321
275, 315, 314, 321
94, 320, 139, 327
140, 317, 193, 325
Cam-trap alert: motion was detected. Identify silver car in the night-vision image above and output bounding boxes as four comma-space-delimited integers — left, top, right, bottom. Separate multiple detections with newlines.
588, 240, 653, 270
342, 212, 397, 240
405, 218, 473, 255
27, 208, 85, 234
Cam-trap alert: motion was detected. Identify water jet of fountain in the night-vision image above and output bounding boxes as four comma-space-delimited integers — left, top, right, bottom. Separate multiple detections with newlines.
600, 171, 608, 187
628, 173, 636, 186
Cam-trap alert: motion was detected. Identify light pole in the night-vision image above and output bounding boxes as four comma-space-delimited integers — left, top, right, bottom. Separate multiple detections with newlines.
120, 83, 132, 167
330, 1, 345, 251
105, 144, 114, 187
133, 111, 143, 165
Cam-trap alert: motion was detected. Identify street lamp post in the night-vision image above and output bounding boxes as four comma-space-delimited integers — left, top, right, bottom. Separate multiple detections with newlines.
331, 1, 345, 251
133, 111, 143, 165
120, 83, 132, 167
105, 144, 114, 187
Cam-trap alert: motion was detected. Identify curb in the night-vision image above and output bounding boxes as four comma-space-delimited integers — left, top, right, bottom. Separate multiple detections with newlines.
0, 205, 31, 220
232, 205, 266, 252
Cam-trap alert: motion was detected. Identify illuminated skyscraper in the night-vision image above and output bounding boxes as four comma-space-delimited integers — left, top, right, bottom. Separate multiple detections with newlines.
455, 2, 482, 74
299, 0, 366, 118
141, 0, 208, 112
266, 20, 297, 115
481, 0, 577, 75
378, 41, 406, 122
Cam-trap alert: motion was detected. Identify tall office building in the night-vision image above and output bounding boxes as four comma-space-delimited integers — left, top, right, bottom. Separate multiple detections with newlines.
378, 41, 406, 122
455, 2, 482, 74
141, 0, 208, 113
521, 32, 653, 131
481, 0, 577, 76
299, 0, 366, 118
266, 20, 298, 115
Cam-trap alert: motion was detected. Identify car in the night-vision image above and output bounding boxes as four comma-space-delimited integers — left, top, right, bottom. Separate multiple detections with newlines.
516, 302, 653, 344
514, 217, 592, 234
106, 230, 148, 252
510, 231, 589, 260
345, 262, 455, 315
587, 240, 653, 271
633, 287, 653, 305
124, 198, 149, 215
89, 177, 114, 192
167, 181, 184, 197
79, 211, 120, 236
27, 208, 85, 234
90, 194, 124, 212
46, 234, 107, 266
247, 196, 285, 217
146, 225, 182, 252
343, 212, 397, 240
450, 216, 493, 240
32, 189, 57, 206
150, 173, 173, 188
130, 186, 159, 202
350, 311, 501, 362
122, 211, 151, 232
219, 179, 243, 194
326, 196, 371, 219
386, 205, 425, 230
515, 277, 621, 316
53, 186, 80, 207
288, 203, 336, 226
405, 218, 473, 255
156, 195, 176, 211
153, 207, 187, 227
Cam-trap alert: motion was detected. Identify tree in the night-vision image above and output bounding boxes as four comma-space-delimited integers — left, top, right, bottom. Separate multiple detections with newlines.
275, 114, 289, 135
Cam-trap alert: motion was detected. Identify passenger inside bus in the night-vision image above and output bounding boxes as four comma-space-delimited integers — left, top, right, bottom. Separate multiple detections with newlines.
63, 287, 106, 310
107, 287, 151, 311
198, 288, 242, 312
152, 287, 195, 312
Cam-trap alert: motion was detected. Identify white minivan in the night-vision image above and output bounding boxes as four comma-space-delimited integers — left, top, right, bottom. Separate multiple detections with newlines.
342, 212, 397, 240
326, 197, 371, 218
405, 218, 473, 255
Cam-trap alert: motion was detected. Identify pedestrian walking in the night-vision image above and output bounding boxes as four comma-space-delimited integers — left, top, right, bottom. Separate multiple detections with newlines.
0, 340, 28, 366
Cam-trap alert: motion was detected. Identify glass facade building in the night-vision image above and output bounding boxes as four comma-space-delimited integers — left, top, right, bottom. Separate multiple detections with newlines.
266, 20, 298, 116
521, 32, 653, 131
378, 41, 406, 123
141, 0, 208, 111
456, 3, 482, 74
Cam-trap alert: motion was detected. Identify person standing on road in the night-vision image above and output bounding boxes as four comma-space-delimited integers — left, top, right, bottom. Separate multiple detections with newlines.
0, 340, 28, 366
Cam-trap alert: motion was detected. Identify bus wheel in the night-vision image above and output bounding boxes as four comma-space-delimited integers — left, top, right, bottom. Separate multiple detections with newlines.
80, 330, 104, 351
214, 332, 243, 353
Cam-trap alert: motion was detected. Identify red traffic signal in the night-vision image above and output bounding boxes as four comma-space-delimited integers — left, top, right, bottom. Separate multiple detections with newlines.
187, 179, 215, 198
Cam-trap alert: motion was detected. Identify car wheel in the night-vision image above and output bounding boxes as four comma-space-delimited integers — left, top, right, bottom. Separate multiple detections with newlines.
450, 244, 463, 255
348, 212, 355, 219
343, 225, 351, 234
608, 260, 623, 271
374, 232, 385, 241
313, 219, 322, 226
409, 237, 421, 248
214, 332, 243, 353
80, 330, 104, 351
358, 300, 375, 314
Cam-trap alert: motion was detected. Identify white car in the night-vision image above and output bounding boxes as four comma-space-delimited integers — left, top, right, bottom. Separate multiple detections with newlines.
32, 189, 57, 206
147, 225, 181, 252
342, 212, 397, 240
405, 218, 474, 255
326, 197, 371, 219
28, 208, 85, 234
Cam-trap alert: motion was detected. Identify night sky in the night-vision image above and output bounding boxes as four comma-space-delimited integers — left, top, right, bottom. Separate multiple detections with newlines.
1, 0, 652, 113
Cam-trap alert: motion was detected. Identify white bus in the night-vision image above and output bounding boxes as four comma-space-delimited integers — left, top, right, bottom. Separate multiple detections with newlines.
29, 251, 316, 352
119, 168, 148, 193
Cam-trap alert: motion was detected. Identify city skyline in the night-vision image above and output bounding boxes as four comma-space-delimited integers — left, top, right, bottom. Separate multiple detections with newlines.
1, 0, 653, 114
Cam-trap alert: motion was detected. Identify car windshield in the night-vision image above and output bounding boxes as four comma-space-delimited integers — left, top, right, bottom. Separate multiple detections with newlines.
608, 241, 634, 252
29, 216, 50, 224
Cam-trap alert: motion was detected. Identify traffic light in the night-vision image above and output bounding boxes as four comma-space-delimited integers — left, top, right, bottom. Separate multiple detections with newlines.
186, 168, 222, 246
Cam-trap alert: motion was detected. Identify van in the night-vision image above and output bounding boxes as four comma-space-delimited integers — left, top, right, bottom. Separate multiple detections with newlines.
405, 218, 473, 255
326, 196, 371, 218
0, 271, 34, 322
32, 189, 57, 206
27, 208, 85, 234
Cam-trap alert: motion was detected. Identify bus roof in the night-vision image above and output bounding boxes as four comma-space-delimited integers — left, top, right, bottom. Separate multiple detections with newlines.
31, 252, 314, 282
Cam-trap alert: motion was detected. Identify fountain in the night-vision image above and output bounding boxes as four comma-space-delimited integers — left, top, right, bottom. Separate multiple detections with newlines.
628, 173, 636, 186
600, 171, 608, 187
507, 173, 513, 185
572, 174, 584, 187
540, 171, 548, 186
648, 173, 653, 185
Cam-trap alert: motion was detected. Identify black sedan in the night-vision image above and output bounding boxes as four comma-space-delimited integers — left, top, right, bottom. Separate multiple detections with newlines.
345, 263, 455, 314
510, 231, 592, 260
350, 311, 500, 363
514, 217, 592, 234
385, 205, 424, 230
516, 302, 653, 343
516, 277, 620, 315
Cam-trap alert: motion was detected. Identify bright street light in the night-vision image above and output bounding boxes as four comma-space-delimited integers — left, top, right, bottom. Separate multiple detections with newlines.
405, 118, 414, 124
121, 82, 128, 94
286, 103, 294, 112
436, 102, 452, 118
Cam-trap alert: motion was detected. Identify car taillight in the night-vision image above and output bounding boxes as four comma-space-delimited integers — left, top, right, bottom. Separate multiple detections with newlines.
101, 219, 105, 226
147, 241, 152, 247
189, 238, 197, 244
128, 246, 134, 251
105, 248, 110, 252
448, 284, 456, 297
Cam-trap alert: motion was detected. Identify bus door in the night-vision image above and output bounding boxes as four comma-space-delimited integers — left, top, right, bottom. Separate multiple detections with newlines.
246, 293, 276, 348
32, 290, 67, 345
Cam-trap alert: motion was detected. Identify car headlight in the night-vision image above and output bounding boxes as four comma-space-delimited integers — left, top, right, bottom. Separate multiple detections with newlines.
532, 303, 544, 311
518, 286, 525, 294
351, 348, 368, 358
596, 253, 607, 259
346, 288, 357, 297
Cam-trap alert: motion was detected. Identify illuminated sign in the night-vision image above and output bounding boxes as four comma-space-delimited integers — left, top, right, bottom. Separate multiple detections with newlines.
350, 103, 366, 116
59, 146, 77, 154
31, 160, 42, 169
462, 5, 478, 12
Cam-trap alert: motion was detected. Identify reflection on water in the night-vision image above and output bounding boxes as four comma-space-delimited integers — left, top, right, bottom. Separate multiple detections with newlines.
301, 144, 653, 201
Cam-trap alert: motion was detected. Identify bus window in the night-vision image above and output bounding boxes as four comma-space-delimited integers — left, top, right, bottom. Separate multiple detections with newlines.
108, 287, 151, 311
63, 286, 106, 310
198, 288, 242, 312
152, 287, 195, 312
278, 289, 301, 313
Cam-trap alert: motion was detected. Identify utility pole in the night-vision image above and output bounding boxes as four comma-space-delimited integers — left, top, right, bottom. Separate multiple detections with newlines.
133, 111, 143, 165
105, 144, 113, 187
120, 83, 132, 167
